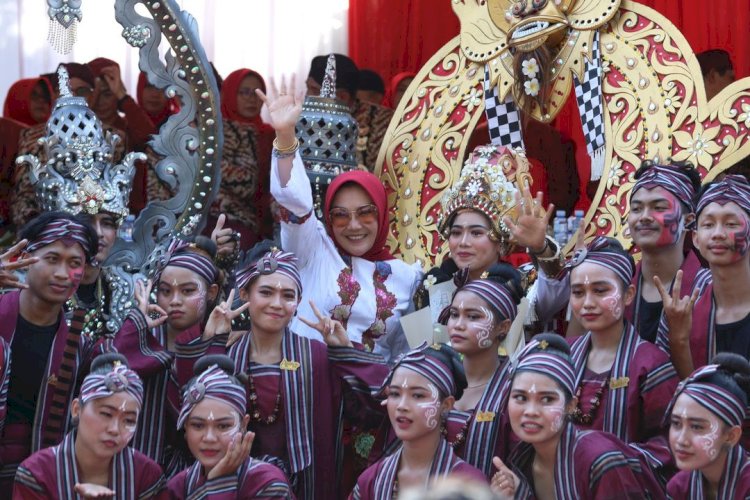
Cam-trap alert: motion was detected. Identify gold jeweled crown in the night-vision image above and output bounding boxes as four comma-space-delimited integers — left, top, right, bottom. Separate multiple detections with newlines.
438, 144, 531, 250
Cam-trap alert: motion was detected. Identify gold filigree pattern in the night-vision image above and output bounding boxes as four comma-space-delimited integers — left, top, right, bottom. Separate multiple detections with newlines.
378, 0, 750, 266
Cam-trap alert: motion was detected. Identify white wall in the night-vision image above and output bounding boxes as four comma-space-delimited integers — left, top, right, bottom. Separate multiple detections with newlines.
0, 0, 348, 110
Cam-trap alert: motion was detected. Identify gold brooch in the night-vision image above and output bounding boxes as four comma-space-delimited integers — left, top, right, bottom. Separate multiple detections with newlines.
47, 374, 58, 387
539, 340, 549, 350
609, 377, 630, 390
476, 411, 496, 422
279, 359, 300, 371
480, 271, 489, 279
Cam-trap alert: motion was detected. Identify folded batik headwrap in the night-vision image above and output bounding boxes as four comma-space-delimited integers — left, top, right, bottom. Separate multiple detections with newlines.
177, 364, 247, 430
663, 364, 747, 428
378, 343, 459, 399
236, 248, 302, 294
438, 277, 518, 325
632, 163, 698, 212
696, 174, 750, 218
559, 236, 634, 286
26, 219, 95, 260
157, 238, 218, 285
80, 362, 144, 408
508, 337, 577, 398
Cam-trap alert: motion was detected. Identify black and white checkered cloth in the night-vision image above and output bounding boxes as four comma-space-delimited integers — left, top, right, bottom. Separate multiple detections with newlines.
483, 64, 525, 149
573, 30, 605, 156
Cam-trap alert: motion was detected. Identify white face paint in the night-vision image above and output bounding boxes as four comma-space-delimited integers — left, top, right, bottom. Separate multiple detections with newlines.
600, 279, 624, 319
547, 389, 567, 433
476, 306, 495, 349
529, 384, 537, 394
401, 377, 410, 389
286, 289, 298, 307
417, 382, 441, 430
696, 418, 721, 460
584, 275, 590, 285
220, 410, 242, 438
207, 411, 215, 422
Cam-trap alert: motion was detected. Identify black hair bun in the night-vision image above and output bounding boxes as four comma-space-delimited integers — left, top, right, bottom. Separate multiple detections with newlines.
90, 353, 130, 373
239, 239, 280, 271
484, 262, 524, 305
192, 235, 217, 259
193, 354, 236, 377
427, 344, 467, 401
712, 352, 750, 399
532, 333, 571, 357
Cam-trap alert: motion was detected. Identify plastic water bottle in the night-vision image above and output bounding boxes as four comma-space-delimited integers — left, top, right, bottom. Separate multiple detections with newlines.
119, 214, 135, 242
567, 209, 585, 240
553, 210, 568, 245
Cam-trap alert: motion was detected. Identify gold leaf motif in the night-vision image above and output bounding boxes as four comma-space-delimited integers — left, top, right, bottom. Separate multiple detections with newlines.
279, 359, 300, 371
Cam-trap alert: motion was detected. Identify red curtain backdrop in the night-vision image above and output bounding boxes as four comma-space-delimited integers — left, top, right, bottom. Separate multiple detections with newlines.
349, 0, 750, 209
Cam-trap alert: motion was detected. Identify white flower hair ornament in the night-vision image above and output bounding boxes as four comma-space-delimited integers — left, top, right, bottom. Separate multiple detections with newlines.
438, 144, 530, 256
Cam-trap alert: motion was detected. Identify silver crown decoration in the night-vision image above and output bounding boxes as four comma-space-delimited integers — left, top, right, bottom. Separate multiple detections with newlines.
296, 54, 359, 178
47, 0, 83, 54
17, 66, 143, 221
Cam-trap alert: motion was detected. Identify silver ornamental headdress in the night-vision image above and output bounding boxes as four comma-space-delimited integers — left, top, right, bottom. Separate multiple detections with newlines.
17, 66, 143, 222
47, 0, 83, 54
296, 54, 359, 215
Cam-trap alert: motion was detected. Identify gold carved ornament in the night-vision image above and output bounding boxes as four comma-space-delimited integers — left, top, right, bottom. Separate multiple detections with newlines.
375, 0, 750, 267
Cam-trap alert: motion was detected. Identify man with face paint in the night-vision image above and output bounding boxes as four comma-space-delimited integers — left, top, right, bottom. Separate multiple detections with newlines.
657, 175, 750, 378
19, 64, 141, 340
0, 211, 100, 491
625, 161, 702, 344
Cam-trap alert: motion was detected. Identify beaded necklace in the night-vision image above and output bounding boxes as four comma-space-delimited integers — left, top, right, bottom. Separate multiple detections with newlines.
571, 374, 610, 425
246, 365, 282, 425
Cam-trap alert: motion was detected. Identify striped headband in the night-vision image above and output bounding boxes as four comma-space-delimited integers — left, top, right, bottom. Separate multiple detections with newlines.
177, 364, 247, 430
663, 364, 747, 428
26, 219, 94, 260
160, 239, 218, 285
236, 249, 302, 294
509, 338, 577, 397
561, 236, 634, 286
439, 279, 518, 324
378, 343, 457, 399
696, 174, 750, 217
632, 164, 697, 211
80, 363, 144, 408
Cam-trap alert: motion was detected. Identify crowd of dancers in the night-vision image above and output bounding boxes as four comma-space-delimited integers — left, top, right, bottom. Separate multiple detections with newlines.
0, 49, 750, 499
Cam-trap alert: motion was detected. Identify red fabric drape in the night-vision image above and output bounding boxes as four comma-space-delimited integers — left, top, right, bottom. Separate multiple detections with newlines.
349, 0, 750, 208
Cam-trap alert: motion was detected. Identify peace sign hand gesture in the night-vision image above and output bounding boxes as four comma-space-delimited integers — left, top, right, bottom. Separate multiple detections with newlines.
299, 300, 352, 347
256, 75, 306, 137
205, 289, 252, 346
0, 239, 38, 290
